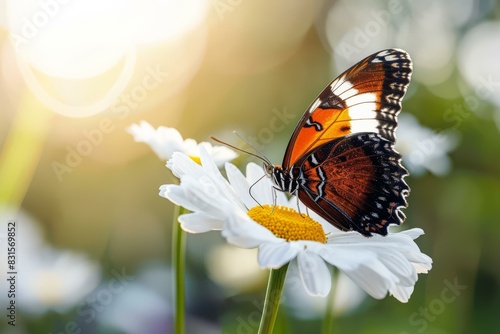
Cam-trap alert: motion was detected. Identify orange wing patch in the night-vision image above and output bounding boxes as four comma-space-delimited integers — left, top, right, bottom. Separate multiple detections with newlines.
287, 106, 352, 166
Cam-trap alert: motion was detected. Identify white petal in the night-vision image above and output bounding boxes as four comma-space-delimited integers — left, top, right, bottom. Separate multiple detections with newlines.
151, 127, 185, 159
398, 228, 424, 239
320, 229, 432, 302
319, 245, 371, 271
156, 126, 184, 146
225, 163, 254, 209
258, 242, 300, 269
246, 162, 267, 182
413, 260, 433, 274
128, 121, 187, 160
378, 253, 416, 287
178, 212, 223, 233
274, 190, 289, 206
297, 250, 331, 297
199, 144, 222, 177
246, 163, 275, 205
127, 121, 155, 141
167, 152, 202, 178
223, 210, 277, 248
159, 184, 168, 199
199, 146, 243, 208
390, 285, 414, 303
322, 247, 397, 298
342, 263, 393, 300
160, 185, 185, 206
161, 178, 227, 219
160, 183, 195, 210
183, 138, 200, 156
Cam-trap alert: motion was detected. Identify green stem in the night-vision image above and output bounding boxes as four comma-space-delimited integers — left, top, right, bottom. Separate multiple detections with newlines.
322, 268, 339, 334
172, 206, 187, 334
0, 94, 52, 211
258, 263, 289, 334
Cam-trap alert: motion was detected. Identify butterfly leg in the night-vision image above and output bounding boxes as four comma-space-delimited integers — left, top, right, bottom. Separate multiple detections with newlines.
270, 187, 278, 214
295, 195, 303, 216
294, 195, 310, 218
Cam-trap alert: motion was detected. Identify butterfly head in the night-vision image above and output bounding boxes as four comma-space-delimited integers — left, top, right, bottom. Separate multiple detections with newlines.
263, 162, 281, 187
263, 162, 274, 176
262, 162, 274, 181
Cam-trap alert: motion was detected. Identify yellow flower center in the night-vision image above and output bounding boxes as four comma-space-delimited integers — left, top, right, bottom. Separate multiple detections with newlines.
247, 205, 326, 243
188, 155, 201, 164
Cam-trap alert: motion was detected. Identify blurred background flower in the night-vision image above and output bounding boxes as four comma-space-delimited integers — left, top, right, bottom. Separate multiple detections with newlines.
1, 0, 499, 333
396, 113, 459, 176
0, 208, 100, 318
283, 264, 366, 319
96, 262, 172, 334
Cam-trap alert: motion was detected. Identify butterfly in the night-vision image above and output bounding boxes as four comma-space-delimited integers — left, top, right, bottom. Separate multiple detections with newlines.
267, 49, 412, 237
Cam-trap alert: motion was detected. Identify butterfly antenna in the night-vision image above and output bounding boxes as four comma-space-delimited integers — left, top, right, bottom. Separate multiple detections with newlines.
211, 132, 274, 208
232, 131, 273, 165
210, 135, 272, 166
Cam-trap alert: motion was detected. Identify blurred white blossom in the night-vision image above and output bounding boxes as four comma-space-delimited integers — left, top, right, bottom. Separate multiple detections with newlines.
206, 245, 266, 293
396, 114, 459, 176
458, 20, 500, 127
128, 120, 237, 166
97, 264, 171, 334
0, 209, 100, 315
283, 264, 366, 319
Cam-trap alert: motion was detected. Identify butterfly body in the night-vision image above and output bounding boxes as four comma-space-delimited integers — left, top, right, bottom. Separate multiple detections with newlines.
268, 49, 412, 237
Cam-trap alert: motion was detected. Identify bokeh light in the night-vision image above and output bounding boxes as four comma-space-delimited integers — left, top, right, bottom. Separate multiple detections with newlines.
2, 0, 211, 117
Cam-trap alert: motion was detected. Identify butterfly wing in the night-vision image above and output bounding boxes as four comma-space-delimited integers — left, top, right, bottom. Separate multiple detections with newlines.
282, 49, 412, 169
296, 132, 409, 236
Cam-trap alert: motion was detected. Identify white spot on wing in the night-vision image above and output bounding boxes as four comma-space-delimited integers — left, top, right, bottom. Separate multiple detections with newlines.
344, 92, 377, 105
349, 119, 381, 133
310, 154, 318, 165
346, 103, 378, 120
308, 98, 321, 113
332, 80, 355, 97
329, 77, 343, 91
384, 54, 399, 61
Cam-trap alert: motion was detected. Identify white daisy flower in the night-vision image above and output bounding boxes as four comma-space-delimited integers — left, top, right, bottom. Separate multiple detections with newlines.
396, 114, 459, 176
160, 147, 432, 302
127, 120, 237, 166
